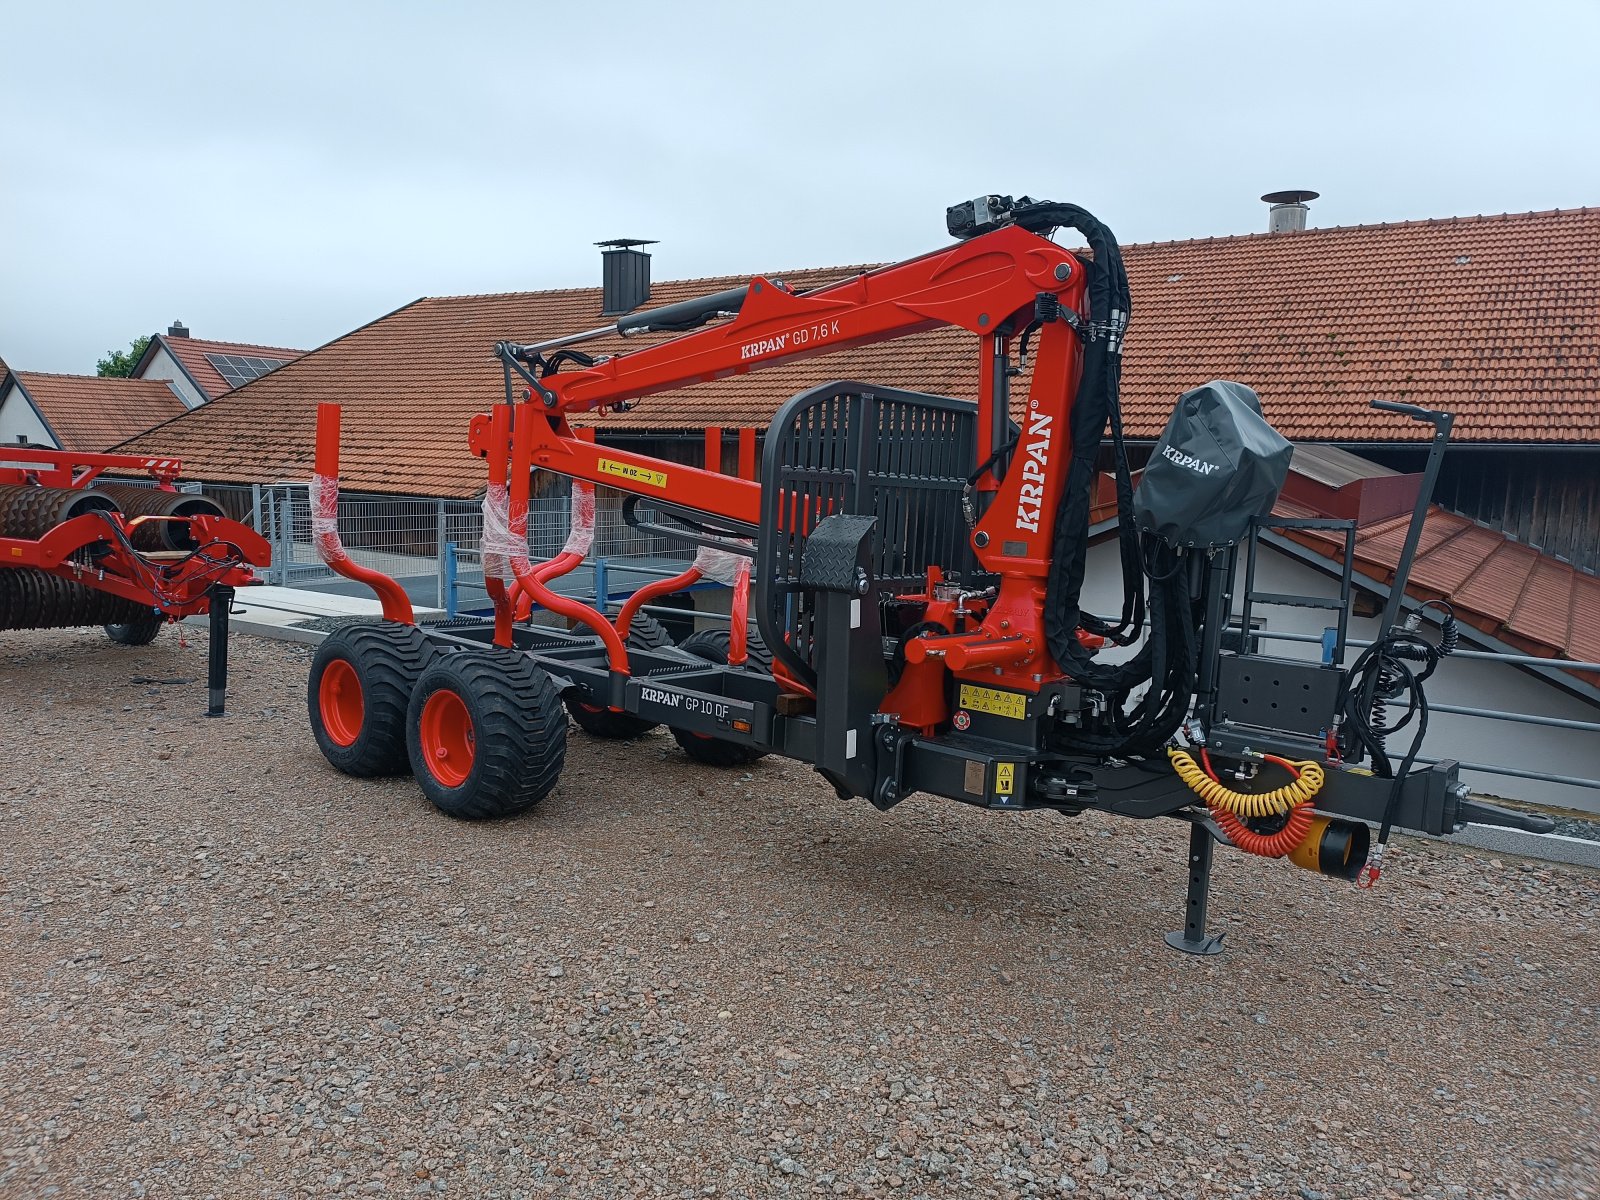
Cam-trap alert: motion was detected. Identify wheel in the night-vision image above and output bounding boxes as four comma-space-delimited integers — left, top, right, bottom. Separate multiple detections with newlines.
564, 612, 674, 739
406, 649, 567, 820
309, 623, 440, 777
671, 626, 771, 767
105, 618, 163, 646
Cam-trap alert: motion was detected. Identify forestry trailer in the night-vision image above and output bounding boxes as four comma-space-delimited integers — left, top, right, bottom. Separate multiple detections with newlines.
305, 195, 1551, 952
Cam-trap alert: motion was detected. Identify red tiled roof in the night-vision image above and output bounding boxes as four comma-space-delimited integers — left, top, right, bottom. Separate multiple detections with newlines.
1269, 498, 1600, 689
154, 335, 306, 399
10, 372, 188, 452
117, 268, 857, 495
120, 207, 1600, 496
1127, 208, 1599, 443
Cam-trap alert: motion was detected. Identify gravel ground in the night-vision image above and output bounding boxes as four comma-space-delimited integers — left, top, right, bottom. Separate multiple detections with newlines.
1, 626, 1596, 1200
1544, 812, 1600, 842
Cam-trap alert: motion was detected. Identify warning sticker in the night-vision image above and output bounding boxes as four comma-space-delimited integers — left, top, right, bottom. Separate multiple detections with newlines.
996, 762, 1015, 795
957, 685, 1027, 720
597, 458, 668, 489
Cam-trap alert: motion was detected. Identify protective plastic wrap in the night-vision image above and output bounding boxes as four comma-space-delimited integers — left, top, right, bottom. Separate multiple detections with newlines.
479, 482, 517, 584
309, 472, 348, 566
1133, 380, 1292, 549
691, 540, 753, 586
560, 482, 596, 558
688, 541, 755, 664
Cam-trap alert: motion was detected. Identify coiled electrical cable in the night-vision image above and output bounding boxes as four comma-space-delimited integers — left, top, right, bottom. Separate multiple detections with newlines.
1213, 803, 1316, 859
1169, 748, 1325, 859
1168, 748, 1325, 816
1336, 603, 1457, 885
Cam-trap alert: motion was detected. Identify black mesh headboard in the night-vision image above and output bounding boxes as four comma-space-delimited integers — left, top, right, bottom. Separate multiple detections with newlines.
756, 381, 978, 687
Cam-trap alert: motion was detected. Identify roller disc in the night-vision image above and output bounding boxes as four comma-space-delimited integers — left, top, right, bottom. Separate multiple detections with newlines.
93, 484, 225, 551
0, 485, 118, 539
0, 568, 156, 631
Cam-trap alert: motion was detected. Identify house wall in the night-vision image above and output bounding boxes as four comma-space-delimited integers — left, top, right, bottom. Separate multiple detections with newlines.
0, 383, 57, 447
1126, 442, 1599, 574
137, 344, 207, 409
1361, 447, 1599, 573
1080, 538, 1599, 814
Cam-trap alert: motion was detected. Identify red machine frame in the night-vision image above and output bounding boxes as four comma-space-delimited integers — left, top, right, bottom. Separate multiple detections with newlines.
479, 225, 1090, 699
1, 447, 268, 617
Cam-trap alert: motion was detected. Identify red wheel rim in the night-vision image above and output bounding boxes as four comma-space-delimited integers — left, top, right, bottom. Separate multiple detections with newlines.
319, 659, 364, 747
420, 689, 475, 787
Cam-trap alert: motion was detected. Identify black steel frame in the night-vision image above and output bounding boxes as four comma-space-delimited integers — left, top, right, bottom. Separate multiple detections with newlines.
402, 387, 1529, 954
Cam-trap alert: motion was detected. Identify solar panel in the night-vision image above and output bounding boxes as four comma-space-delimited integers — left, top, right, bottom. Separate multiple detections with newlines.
203, 353, 291, 390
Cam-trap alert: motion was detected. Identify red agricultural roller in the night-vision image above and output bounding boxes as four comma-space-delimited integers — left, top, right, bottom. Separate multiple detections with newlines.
0, 446, 270, 714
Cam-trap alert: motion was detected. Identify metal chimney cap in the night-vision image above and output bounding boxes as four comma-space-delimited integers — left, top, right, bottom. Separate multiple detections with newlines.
1261, 190, 1320, 205
594, 238, 658, 250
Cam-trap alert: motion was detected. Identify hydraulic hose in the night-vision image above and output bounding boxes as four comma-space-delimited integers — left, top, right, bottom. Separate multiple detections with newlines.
1168, 748, 1325, 816
1169, 748, 1326, 859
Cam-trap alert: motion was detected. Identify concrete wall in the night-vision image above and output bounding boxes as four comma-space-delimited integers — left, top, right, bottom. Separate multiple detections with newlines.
1080, 538, 1599, 813
137, 344, 206, 409
0, 381, 57, 448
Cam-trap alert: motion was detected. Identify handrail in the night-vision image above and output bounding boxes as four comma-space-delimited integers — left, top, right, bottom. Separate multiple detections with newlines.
1247, 627, 1600, 673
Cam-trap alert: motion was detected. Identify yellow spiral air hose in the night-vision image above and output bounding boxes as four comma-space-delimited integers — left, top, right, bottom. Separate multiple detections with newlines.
1167, 747, 1325, 815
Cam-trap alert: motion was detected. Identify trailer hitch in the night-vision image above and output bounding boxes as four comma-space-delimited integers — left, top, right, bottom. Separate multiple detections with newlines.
1455, 796, 1557, 834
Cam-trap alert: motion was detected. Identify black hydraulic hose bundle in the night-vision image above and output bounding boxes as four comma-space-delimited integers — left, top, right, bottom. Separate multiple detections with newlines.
1024, 201, 1145, 660
1059, 544, 1197, 758
1335, 601, 1459, 882
1009, 201, 1193, 757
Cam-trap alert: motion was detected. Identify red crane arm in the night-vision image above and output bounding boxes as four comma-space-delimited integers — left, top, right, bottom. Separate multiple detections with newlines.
491, 222, 1090, 538
539, 223, 1085, 416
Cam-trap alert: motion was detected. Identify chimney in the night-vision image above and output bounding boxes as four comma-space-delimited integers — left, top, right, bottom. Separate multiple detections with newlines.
596, 239, 656, 315
168, 320, 190, 338
1261, 190, 1318, 234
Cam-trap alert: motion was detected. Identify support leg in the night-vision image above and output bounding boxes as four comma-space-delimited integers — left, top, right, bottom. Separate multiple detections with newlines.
206, 584, 233, 718
1165, 820, 1225, 956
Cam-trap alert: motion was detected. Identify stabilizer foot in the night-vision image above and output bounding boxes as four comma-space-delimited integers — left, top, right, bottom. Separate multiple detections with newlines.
1164, 929, 1225, 956
1166, 819, 1226, 956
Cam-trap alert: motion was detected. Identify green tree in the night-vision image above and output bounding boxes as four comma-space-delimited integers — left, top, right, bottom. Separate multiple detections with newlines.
96, 334, 152, 377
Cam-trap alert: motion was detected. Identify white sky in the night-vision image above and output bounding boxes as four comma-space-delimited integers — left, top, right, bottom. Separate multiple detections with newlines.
2, 0, 1597, 373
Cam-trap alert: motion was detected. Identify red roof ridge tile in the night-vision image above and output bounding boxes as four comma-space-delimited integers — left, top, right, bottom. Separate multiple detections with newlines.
15, 369, 177, 384
654, 263, 878, 287
426, 208, 1600, 303
417, 287, 598, 303
167, 335, 307, 358
1122, 205, 1599, 251
1504, 546, 1559, 634
424, 264, 881, 305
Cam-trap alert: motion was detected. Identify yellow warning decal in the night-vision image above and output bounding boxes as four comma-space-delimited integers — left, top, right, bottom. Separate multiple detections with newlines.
958, 684, 1027, 720
996, 762, 1015, 795
597, 458, 668, 489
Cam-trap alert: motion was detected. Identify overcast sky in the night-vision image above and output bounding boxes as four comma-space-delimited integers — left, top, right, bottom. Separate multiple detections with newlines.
2, 0, 1596, 374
